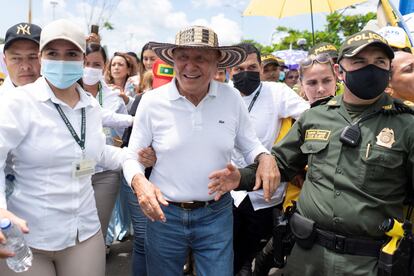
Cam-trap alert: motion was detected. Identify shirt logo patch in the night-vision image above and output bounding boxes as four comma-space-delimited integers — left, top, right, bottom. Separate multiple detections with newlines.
376, 128, 395, 148
218, 120, 225, 124
305, 129, 331, 141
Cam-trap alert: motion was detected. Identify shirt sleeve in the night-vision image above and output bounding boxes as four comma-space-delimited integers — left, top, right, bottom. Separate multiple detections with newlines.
122, 94, 153, 186
0, 92, 30, 209
234, 93, 268, 164
101, 106, 133, 129
97, 145, 126, 171
276, 83, 310, 120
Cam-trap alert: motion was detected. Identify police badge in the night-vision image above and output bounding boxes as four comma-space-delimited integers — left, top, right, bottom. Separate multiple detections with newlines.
376, 128, 395, 148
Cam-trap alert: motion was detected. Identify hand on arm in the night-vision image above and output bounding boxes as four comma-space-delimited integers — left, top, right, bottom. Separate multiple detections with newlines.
138, 146, 157, 168
208, 164, 241, 201
131, 174, 168, 222
254, 153, 280, 202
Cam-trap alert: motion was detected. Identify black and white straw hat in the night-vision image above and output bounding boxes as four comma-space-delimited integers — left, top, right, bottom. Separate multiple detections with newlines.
149, 25, 247, 69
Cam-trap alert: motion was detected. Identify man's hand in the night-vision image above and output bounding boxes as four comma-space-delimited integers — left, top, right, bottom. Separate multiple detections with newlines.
0, 208, 29, 259
131, 174, 168, 222
208, 163, 241, 201
255, 154, 280, 202
138, 146, 157, 168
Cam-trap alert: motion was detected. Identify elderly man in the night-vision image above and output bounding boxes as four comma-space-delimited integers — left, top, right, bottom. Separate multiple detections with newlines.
0, 22, 41, 94
123, 26, 277, 275
210, 30, 414, 276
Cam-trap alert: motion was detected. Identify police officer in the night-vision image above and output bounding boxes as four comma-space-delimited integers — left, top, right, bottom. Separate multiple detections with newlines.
209, 30, 414, 276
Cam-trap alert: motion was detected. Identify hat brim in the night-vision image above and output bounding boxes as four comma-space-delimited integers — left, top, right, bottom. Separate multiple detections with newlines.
149, 42, 246, 69
341, 41, 394, 61
4, 37, 39, 52
40, 36, 85, 53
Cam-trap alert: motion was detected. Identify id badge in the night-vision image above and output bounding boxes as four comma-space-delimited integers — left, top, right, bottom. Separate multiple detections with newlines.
103, 127, 112, 138
72, 159, 96, 178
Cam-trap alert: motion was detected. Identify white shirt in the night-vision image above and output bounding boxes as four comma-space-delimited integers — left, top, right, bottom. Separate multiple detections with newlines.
0, 77, 125, 251
98, 81, 133, 132
231, 81, 310, 210
123, 79, 268, 202
90, 81, 132, 173
0, 76, 15, 96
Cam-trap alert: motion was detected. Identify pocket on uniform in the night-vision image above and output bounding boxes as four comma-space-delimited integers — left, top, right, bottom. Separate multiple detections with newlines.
359, 145, 405, 198
300, 141, 329, 182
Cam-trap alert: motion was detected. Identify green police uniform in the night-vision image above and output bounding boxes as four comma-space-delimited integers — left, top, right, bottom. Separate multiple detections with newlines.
239, 93, 414, 275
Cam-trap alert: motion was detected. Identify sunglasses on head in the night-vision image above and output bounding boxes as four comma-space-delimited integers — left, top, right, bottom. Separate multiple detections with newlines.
300, 54, 332, 68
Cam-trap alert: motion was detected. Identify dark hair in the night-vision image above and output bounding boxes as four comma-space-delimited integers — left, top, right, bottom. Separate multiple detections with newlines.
235, 43, 261, 64
127, 51, 140, 64
140, 43, 152, 65
104, 52, 138, 86
86, 43, 107, 64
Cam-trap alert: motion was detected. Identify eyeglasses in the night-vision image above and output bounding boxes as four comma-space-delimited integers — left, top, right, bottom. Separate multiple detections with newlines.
299, 54, 332, 69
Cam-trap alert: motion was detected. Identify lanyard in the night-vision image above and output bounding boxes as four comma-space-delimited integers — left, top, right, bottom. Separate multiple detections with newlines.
54, 104, 86, 151
97, 82, 103, 106
247, 83, 263, 113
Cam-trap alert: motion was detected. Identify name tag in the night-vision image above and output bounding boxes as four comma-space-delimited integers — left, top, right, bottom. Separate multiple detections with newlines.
305, 129, 331, 141
72, 159, 96, 178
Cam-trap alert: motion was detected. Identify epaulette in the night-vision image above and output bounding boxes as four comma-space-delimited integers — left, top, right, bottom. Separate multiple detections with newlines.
381, 98, 414, 116
310, 96, 333, 108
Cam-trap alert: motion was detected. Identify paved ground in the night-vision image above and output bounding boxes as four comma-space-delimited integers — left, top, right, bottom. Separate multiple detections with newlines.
105, 238, 283, 276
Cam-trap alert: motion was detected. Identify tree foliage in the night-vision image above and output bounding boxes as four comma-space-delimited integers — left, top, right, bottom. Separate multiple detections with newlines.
245, 11, 376, 54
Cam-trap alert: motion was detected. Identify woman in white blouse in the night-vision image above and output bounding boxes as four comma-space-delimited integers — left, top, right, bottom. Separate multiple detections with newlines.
0, 19, 123, 276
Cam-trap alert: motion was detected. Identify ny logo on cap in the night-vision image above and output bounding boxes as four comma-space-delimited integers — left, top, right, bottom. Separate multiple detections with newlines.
16, 24, 31, 35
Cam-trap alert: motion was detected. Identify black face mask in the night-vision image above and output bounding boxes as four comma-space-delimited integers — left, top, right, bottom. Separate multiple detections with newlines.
341, 64, 390, 100
232, 71, 261, 96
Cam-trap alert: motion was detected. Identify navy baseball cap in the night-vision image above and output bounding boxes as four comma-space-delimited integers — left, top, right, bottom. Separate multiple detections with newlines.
4, 22, 41, 52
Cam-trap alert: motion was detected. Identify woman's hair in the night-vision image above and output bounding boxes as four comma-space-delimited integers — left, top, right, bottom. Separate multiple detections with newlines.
140, 42, 152, 69
299, 54, 335, 81
104, 52, 138, 85
86, 43, 107, 64
139, 70, 154, 93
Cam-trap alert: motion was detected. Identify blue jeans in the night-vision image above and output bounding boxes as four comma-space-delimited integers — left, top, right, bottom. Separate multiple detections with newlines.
145, 193, 233, 276
122, 177, 148, 276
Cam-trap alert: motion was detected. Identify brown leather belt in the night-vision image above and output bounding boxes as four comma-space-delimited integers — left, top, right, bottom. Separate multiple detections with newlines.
168, 200, 215, 210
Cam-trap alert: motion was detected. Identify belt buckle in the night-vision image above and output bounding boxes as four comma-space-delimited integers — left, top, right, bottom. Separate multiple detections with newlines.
180, 202, 193, 210
333, 234, 346, 253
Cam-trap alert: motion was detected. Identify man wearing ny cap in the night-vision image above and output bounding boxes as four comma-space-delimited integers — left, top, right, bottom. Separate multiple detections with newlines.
0, 22, 41, 94
123, 25, 278, 275
210, 30, 414, 275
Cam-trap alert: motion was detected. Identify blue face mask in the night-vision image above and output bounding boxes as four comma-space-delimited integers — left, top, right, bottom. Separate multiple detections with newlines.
279, 71, 285, 81
41, 59, 84, 89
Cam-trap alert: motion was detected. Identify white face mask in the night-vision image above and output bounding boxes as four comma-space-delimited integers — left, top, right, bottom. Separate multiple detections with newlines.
82, 67, 103, 85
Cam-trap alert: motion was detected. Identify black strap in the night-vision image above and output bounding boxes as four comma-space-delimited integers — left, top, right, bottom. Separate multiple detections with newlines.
247, 83, 263, 113
315, 228, 383, 257
54, 104, 86, 151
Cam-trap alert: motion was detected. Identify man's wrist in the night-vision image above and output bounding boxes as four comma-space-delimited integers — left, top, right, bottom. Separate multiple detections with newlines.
254, 152, 271, 163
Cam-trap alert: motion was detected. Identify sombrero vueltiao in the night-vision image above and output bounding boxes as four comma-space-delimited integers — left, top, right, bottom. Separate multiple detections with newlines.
149, 26, 247, 69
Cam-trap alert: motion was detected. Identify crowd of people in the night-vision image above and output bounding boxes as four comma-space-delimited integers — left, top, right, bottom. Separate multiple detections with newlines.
0, 17, 413, 276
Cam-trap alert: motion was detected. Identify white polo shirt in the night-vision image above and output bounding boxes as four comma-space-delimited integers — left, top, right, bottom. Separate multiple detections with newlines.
123, 78, 267, 202
0, 76, 15, 96
232, 81, 310, 210
0, 77, 125, 251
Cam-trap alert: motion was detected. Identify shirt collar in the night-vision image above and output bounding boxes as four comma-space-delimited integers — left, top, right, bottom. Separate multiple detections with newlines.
167, 77, 218, 101
33, 77, 95, 109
